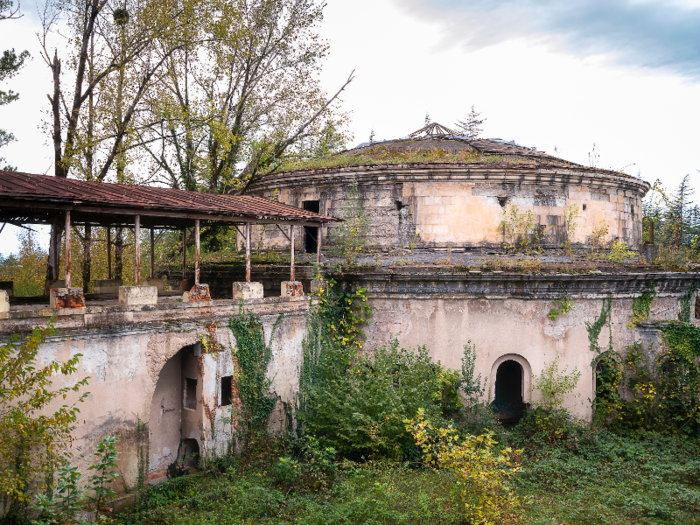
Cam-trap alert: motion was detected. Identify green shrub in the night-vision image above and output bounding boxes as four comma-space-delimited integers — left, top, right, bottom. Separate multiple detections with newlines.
300, 339, 462, 460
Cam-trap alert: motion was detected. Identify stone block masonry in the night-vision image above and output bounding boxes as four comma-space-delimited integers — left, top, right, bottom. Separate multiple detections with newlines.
119, 286, 157, 306
233, 282, 264, 300
50, 287, 86, 309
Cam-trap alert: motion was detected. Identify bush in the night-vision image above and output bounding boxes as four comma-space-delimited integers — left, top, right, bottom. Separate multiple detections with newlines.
0, 321, 89, 521
300, 339, 461, 460
406, 409, 526, 525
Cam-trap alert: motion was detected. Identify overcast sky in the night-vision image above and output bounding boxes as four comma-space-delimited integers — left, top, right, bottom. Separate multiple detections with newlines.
1, 0, 699, 255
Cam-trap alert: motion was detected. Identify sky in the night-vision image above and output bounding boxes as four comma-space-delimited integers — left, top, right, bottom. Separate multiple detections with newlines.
1, 0, 699, 255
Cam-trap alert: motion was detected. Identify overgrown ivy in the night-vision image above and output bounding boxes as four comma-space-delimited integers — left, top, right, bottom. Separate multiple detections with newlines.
629, 287, 657, 326
679, 279, 700, 323
586, 298, 612, 354
229, 310, 283, 445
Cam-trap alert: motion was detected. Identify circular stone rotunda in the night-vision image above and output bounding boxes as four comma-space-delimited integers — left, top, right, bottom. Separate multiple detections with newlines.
243, 123, 699, 422
248, 122, 649, 253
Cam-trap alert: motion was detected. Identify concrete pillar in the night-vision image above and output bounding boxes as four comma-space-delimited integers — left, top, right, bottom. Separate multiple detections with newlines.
118, 285, 157, 306
0, 290, 9, 315
233, 282, 263, 301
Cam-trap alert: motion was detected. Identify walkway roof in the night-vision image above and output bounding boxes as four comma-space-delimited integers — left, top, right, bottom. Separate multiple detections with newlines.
0, 170, 338, 229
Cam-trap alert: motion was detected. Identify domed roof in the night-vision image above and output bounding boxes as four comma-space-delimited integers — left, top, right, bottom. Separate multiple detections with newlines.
265, 122, 633, 179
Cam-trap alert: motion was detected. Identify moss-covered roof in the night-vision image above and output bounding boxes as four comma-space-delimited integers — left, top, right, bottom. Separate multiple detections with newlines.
268, 135, 632, 178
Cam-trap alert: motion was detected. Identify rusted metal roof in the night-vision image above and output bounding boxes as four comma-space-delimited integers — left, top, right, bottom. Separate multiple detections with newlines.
0, 170, 339, 228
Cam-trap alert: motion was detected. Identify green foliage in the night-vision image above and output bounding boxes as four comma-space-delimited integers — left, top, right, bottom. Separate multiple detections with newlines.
229, 311, 282, 444
326, 176, 369, 264
406, 409, 525, 525
561, 203, 580, 255
586, 298, 612, 354
300, 338, 461, 460
0, 231, 48, 296
679, 280, 700, 323
629, 288, 657, 326
32, 435, 121, 525
297, 274, 371, 424
532, 355, 581, 409
498, 205, 541, 252
607, 240, 637, 263
270, 435, 337, 493
0, 321, 90, 519
594, 329, 700, 434
547, 293, 574, 320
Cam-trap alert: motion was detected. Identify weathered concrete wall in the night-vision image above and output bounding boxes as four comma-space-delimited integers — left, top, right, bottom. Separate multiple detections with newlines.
23, 298, 309, 491
352, 272, 699, 420
248, 165, 648, 252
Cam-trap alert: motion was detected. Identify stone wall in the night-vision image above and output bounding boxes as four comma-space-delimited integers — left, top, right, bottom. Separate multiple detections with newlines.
248, 165, 649, 252
349, 272, 699, 420
17, 298, 309, 491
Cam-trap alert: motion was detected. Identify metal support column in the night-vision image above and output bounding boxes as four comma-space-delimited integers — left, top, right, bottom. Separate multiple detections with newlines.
194, 219, 200, 286
134, 215, 141, 286
290, 225, 295, 282
64, 211, 71, 288
150, 228, 155, 279
245, 223, 251, 282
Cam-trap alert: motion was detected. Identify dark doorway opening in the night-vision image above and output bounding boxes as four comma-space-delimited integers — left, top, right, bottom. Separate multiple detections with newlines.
493, 360, 526, 425
303, 201, 320, 253
182, 438, 200, 468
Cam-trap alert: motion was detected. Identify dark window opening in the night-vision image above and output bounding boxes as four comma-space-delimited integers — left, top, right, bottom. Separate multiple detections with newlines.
582, 204, 587, 211
221, 376, 233, 406
493, 360, 525, 425
184, 378, 197, 410
303, 201, 320, 254
497, 196, 508, 207
395, 200, 404, 211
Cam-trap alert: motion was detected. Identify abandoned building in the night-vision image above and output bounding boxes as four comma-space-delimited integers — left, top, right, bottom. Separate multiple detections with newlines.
0, 117, 698, 504
247, 122, 649, 252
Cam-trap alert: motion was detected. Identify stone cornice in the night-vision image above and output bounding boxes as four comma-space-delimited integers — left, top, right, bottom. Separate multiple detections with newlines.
340, 271, 699, 299
250, 164, 651, 196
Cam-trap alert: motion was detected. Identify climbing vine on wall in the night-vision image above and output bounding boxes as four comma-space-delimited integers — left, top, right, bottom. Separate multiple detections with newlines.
629, 287, 657, 327
586, 298, 612, 354
679, 280, 700, 323
296, 273, 372, 433
229, 310, 283, 447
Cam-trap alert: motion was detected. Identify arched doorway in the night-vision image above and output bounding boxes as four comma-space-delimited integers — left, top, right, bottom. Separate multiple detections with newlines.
148, 343, 202, 481
493, 360, 526, 424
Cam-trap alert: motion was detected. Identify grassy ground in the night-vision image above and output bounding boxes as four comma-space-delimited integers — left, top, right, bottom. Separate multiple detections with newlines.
117, 429, 700, 525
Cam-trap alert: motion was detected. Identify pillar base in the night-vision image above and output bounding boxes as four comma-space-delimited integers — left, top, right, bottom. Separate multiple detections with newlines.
233, 282, 264, 301
119, 286, 158, 306
0, 290, 9, 314
281, 281, 304, 297
93, 279, 123, 294
50, 288, 85, 309
183, 284, 211, 302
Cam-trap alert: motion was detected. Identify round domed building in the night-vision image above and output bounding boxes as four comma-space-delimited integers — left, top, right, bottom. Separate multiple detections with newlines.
248, 123, 649, 254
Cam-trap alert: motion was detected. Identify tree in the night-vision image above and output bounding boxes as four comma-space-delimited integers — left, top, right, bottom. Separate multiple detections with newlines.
38, 0, 196, 284
0, 0, 29, 171
0, 322, 89, 520
455, 105, 486, 140
138, 0, 353, 195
